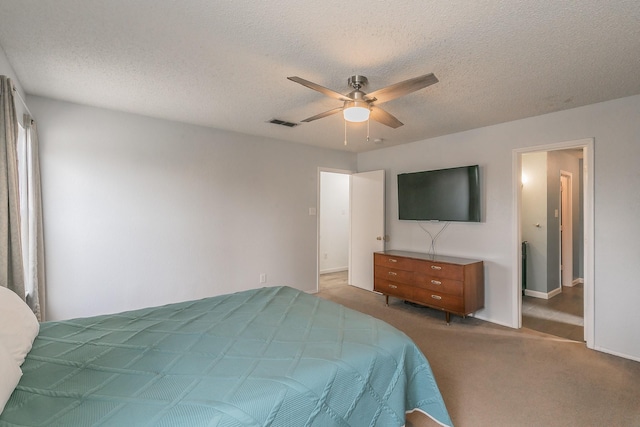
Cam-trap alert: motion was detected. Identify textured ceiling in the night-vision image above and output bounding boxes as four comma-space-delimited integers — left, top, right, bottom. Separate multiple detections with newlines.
1, 1, 639, 153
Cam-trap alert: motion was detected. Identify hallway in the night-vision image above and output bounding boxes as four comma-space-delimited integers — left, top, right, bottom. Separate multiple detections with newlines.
522, 284, 584, 341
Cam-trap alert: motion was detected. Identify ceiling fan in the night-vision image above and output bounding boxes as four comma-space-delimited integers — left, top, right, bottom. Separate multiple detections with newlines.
287, 73, 438, 128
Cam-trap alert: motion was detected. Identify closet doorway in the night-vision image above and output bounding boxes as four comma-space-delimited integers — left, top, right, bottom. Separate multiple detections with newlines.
318, 170, 351, 292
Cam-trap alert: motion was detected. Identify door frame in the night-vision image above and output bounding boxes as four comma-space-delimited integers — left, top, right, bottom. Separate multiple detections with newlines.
560, 171, 573, 287
316, 167, 354, 292
512, 138, 594, 347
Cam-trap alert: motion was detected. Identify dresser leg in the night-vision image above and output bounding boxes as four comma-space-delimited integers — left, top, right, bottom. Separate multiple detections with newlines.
385, 295, 389, 306
445, 312, 451, 324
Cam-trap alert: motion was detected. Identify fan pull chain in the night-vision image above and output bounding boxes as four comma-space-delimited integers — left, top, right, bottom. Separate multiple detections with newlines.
344, 118, 347, 145
367, 117, 370, 142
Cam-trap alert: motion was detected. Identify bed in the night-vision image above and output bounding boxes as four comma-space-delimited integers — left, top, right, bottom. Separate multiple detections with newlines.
0, 286, 452, 426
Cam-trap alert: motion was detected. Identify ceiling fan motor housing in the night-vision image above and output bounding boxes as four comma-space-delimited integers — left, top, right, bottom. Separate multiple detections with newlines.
345, 77, 371, 112
348, 75, 368, 90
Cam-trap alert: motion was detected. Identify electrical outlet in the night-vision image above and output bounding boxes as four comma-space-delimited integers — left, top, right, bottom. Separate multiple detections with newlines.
259, 273, 267, 283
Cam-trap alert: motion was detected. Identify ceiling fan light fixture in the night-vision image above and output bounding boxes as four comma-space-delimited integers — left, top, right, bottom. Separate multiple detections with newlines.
343, 102, 370, 122
289, 73, 437, 129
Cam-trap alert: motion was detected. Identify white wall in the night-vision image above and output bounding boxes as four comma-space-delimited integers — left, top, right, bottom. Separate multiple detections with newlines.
27, 96, 356, 320
319, 172, 350, 273
357, 94, 640, 361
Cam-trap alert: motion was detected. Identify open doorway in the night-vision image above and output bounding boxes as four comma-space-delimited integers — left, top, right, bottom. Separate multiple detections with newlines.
317, 169, 385, 292
514, 138, 594, 348
520, 150, 583, 340
318, 170, 350, 292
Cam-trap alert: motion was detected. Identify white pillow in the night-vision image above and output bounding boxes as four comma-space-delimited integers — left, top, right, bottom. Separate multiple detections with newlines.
0, 287, 39, 366
0, 342, 22, 414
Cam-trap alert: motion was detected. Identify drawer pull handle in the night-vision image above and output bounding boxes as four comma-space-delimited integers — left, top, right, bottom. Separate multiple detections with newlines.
431, 280, 442, 285
388, 271, 397, 276
388, 258, 398, 263
388, 284, 398, 289
431, 295, 442, 300
431, 265, 442, 270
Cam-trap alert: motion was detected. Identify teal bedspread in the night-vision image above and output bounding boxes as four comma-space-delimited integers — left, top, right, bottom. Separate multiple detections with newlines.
1, 286, 451, 426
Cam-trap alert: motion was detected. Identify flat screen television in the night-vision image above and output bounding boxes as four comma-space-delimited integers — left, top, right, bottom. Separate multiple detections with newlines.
397, 165, 481, 222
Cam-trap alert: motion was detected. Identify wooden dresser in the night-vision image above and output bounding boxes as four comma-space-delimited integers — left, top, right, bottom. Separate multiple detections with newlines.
374, 250, 484, 323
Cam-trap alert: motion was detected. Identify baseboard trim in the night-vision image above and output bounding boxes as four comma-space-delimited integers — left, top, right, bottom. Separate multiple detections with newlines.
566, 278, 584, 287
594, 345, 640, 363
524, 286, 562, 300
319, 267, 348, 274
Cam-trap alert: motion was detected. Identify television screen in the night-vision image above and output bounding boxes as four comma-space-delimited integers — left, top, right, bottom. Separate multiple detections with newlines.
398, 165, 481, 222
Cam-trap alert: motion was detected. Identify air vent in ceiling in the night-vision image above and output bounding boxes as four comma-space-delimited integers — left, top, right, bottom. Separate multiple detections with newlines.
268, 118, 299, 128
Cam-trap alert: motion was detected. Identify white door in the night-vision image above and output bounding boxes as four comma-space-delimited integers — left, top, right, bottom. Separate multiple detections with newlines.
349, 170, 385, 291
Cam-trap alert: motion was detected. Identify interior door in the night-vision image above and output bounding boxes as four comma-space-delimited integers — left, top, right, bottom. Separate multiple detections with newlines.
349, 170, 385, 291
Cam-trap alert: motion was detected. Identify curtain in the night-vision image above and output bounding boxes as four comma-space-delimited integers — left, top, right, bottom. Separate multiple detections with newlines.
0, 75, 26, 299
22, 115, 46, 320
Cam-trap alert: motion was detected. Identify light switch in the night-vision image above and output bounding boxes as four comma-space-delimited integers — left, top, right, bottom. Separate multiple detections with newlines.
309, 207, 317, 216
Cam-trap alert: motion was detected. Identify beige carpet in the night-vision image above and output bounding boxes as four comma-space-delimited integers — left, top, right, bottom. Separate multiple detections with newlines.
316, 283, 640, 427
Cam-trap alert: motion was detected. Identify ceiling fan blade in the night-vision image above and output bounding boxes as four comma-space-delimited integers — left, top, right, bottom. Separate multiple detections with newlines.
288, 76, 352, 101
365, 73, 438, 104
370, 106, 403, 128
301, 106, 344, 122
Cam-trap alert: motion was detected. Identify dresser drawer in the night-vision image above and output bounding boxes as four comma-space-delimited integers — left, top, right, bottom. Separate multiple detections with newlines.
374, 265, 414, 285
413, 260, 464, 280
374, 279, 417, 301
374, 279, 405, 296
374, 253, 416, 271
413, 287, 464, 313
413, 273, 464, 297
375, 280, 464, 313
